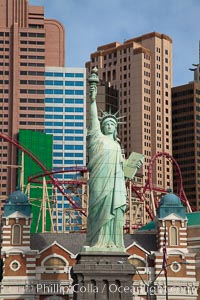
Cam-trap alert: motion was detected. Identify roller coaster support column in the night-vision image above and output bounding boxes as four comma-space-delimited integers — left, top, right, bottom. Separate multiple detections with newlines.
19, 151, 24, 192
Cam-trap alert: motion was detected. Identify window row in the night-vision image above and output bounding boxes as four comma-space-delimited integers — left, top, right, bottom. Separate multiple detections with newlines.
53, 159, 84, 165
45, 72, 84, 78
45, 122, 83, 127
45, 89, 84, 95
53, 152, 83, 157
45, 122, 84, 131
53, 144, 83, 150
20, 40, 44, 45
0, 32, 9, 36
19, 114, 44, 118
20, 98, 44, 103
46, 131, 83, 138
20, 32, 45, 37
20, 80, 44, 85
20, 47, 44, 52
0, 48, 9, 51
45, 107, 83, 113
20, 55, 45, 59
45, 80, 84, 86
45, 115, 83, 120
20, 70, 44, 76
19, 122, 44, 127
20, 106, 44, 111
45, 98, 84, 104
0, 71, 9, 75
20, 89, 44, 94
20, 62, 44, 67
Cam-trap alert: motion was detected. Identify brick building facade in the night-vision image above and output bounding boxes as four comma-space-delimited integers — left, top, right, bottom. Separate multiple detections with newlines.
0, 189, 199, 299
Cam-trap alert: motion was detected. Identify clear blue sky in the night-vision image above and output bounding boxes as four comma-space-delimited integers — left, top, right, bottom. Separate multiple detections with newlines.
30, 0, 199, 87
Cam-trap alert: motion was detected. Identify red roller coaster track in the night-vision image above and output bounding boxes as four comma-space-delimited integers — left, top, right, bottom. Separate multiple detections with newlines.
28, 168, 87, 185
0, 133, 194, 223
130, 151, 194, 220
146, 152, 193, 212
0, 132, 87, 216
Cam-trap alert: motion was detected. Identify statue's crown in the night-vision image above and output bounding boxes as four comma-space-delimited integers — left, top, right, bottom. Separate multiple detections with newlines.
100, 112, 118, 125
99, 110, 126, 126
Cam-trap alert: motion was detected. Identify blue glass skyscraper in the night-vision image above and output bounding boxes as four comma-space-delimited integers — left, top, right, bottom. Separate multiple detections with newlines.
45, 67, 86, 231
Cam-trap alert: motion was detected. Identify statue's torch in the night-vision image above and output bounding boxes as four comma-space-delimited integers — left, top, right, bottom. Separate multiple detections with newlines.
88, 67, 99, 101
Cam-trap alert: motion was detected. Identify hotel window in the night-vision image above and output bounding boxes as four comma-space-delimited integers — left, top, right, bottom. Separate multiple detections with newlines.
54, 81, 63, 86
65, 81, 74, 86
75, 90, 84, 95
75, 81, 84, 86
65, 73, 74, 77
65, 90, 74, 95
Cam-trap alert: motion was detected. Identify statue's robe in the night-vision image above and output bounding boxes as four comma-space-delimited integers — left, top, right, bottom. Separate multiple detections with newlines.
86, 122, 127, 249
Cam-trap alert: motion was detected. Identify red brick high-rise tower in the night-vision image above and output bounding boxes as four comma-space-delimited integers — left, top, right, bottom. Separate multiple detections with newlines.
0, 0, 65, 205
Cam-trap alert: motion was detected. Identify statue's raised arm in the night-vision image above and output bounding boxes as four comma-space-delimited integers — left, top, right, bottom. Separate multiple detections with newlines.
88, 67, 100, 130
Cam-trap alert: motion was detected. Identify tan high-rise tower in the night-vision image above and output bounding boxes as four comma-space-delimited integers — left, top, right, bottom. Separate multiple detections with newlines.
86, 32, 173, 218
0, 0, 65, 204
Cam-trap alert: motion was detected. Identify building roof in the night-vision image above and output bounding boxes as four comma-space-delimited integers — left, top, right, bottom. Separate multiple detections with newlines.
30, 233, 86, 254
30, 232, 157, 255
159, 192, 182, 206
3, 189, 31, 217
138, 220, 156, 231
187, 211, 200, 226
139, 211, 200, 231
157, 191, 186, 219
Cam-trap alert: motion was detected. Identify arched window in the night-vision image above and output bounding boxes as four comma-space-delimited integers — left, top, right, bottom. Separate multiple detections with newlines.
128, 257, 145, 267
44, 257, 66, 267
128, 256, 147, 274
41, 255, 70, 281
170, 226, 178, 246
12, 224, 21, 245
43, 256, 68, 274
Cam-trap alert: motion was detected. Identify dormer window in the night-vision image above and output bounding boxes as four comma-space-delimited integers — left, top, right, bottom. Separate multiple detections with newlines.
43, 256, 68, 273
12, 224, 21, 245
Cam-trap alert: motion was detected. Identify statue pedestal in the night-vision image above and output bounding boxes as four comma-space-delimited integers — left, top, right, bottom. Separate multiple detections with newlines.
71, 251, 135, 300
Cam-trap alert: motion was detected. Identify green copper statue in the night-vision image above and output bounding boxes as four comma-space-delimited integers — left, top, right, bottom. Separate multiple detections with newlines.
84, 68, 143, 252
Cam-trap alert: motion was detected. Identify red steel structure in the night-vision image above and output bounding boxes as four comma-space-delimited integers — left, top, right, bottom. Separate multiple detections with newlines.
0, 133, 194, 231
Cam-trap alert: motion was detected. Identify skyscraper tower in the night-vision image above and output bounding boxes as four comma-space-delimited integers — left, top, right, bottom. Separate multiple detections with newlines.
0, 0, 65, 204
172, 43, 200, 211
86, 32, 173, 204
172, 83, 200, 210
45, 66, 86, 231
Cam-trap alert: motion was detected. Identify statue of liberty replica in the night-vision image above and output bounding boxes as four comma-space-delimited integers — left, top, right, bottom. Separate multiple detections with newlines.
85, 68, 127, 252
72, 68, 142, 300
84, 67, 143, 252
